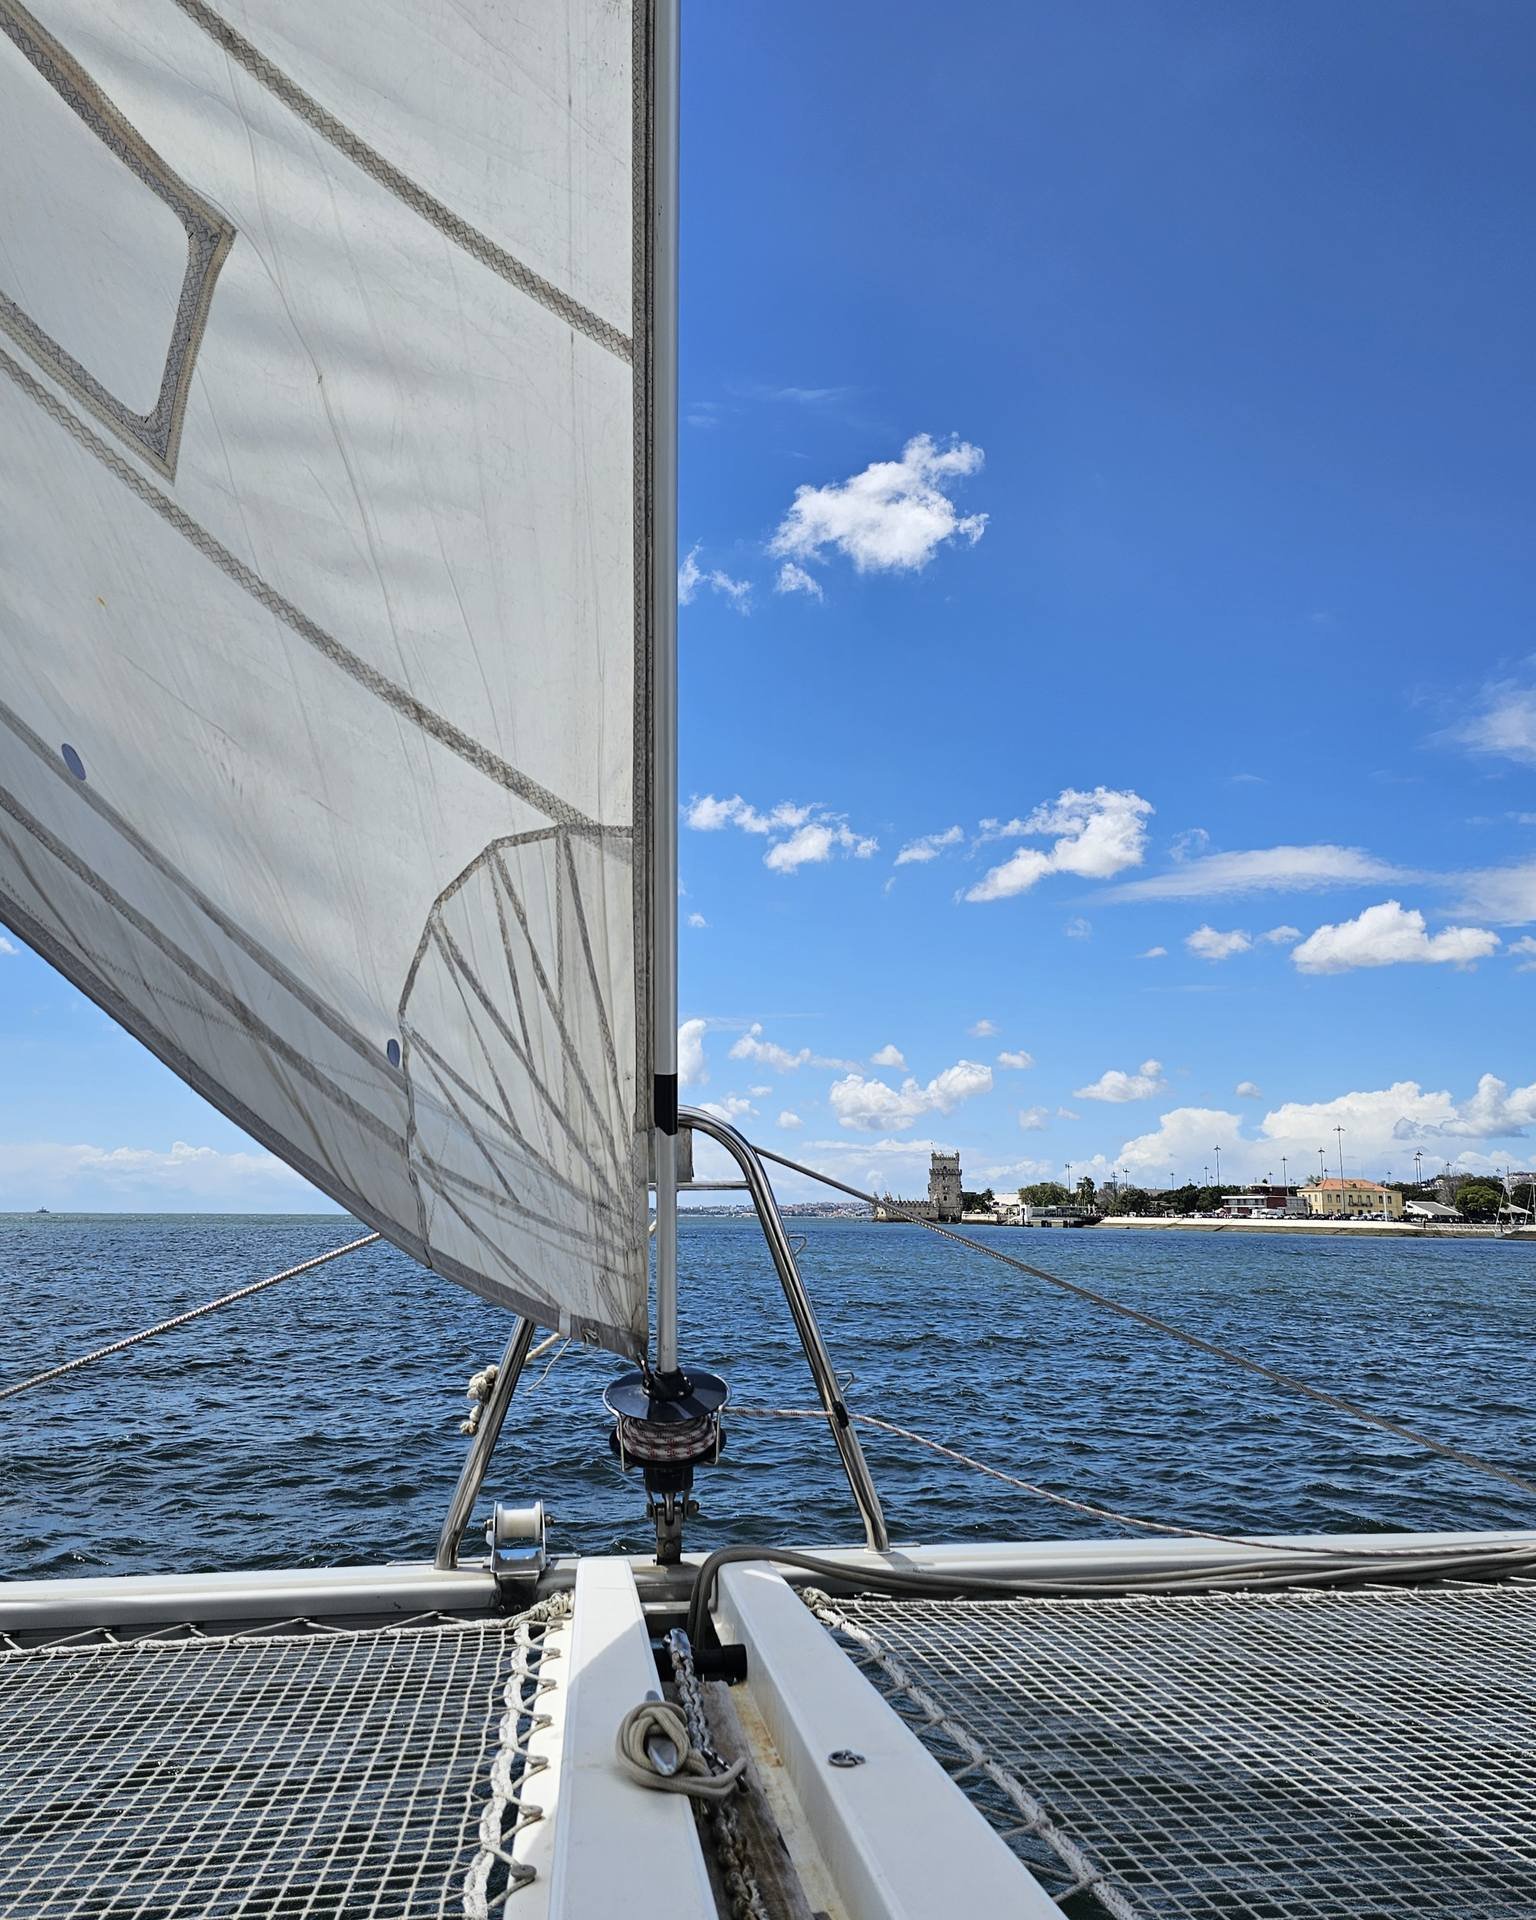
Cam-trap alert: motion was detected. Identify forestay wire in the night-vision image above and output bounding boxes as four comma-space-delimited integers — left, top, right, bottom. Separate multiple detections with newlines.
749, 1142, 1536, 1503
0, 1232, 381, 1404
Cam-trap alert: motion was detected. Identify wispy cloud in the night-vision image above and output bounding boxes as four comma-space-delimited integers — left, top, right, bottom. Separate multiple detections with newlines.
678, 544, 751, 612
968, 1019, 999, 1037
1017, 1106, 1049, 1131
1446, 676, 1536, 766
1102, 844, 1409, 902
0, 1140, 312, 1209
966, 788, 1153, 903
997, 1050, 1035, 1070
0, 935, 16, 956
1291, 901, 1498, 974
730, 1023, 857, 1072
770, 433, 987, 575
895, 825, 964, 866
774, 561, 824, 600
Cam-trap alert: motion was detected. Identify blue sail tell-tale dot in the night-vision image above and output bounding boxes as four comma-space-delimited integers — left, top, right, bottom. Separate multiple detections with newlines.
61, 744, 86, 780
386, 1039, 402, 1068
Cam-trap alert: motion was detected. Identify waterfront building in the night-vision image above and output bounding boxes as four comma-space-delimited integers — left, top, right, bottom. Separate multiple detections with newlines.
1300, 1178, 1404, 1220
1221, 1189, 1305, 1218
874, 1150, 964, 1224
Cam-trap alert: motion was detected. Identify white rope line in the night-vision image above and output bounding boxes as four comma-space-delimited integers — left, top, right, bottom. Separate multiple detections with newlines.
803, 1589, 1143, 1920
0, 1232, 380, 1403
614, 1699, 746, 1803
748, 1141, 1536, 1502
462, 1593, 571, 1919
730, 1406, 1496, 1562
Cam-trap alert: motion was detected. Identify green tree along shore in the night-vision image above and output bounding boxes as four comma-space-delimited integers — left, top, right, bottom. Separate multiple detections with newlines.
1002, 1175, 1520, 1221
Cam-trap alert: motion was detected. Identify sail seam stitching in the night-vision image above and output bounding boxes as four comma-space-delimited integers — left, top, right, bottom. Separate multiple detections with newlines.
168, 0, 631, 363
0, 342, 604, 828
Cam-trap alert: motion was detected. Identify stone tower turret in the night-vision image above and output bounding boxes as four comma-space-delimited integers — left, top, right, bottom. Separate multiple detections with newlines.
928, 1151, 962, 1223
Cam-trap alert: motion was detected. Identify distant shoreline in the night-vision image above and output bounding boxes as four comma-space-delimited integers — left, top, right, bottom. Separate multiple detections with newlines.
1091, 1215, 1533, 1241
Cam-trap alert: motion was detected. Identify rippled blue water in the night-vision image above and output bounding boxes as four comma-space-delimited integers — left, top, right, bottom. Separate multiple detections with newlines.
3, 1213, 1534, 1580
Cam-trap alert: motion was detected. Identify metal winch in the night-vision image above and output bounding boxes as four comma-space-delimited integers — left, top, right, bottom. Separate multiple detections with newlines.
603, 1365, 728, 1564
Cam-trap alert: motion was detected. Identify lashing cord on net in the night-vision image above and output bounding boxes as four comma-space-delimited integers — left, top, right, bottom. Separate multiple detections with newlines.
0, 1232, 381, 1403
748, 1141, 1536, 1503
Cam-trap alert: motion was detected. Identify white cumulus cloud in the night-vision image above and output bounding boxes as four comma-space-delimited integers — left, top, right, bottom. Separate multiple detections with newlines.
0, 935, 16, 955
678, 1018, 709, 1087
770, 432, 987, 574
968, 1019, 999, 1037
1075, 1059, 1168, 1103
686, 911, 707, 928
829, 1060, 993, 1132
684, 794, 876, 872
1017, 1106, 1049, 1131
1186, 925, 1253, 962
777, 1111, 803, 1129
1109, 1074, 1536, 1187
895, 826, 964, 866
1139, 946, 1168, 959
1292, 901, 1499, 974
1235, 1080, 1262, 1099
1260, 925, 1301, 945
870, 1043, 906, 1068
997, 1050, 1035, 1070
966, 788, 1153, 902
765, 821, 879, 872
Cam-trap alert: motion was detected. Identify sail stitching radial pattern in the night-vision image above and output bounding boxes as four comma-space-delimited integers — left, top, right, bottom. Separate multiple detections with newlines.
0, 0, 235, 480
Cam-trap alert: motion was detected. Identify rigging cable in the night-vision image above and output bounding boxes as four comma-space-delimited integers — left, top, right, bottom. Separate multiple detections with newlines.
748, 1141, 1536, 1502
0, 1231, 381, 1403
728, 1405, 1499, 1560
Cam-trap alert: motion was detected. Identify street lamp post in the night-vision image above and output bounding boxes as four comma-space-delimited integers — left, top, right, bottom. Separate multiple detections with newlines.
1213, 1145, 1222, 1192
1334, 1125, 1346, 1220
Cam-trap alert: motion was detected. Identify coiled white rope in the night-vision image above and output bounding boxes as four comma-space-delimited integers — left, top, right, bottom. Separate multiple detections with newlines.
614, 1698, 745, 1803
0, 1232, 381, 1403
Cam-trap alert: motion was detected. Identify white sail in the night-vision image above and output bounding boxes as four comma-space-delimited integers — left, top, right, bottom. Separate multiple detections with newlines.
0, 0, 656, 1353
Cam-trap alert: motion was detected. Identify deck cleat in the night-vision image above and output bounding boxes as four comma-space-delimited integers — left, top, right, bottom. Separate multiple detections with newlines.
603, 1365, 728, 1565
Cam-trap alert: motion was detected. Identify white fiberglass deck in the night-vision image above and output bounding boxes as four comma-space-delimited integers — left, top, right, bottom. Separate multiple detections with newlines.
813, 1579, 1536, 1919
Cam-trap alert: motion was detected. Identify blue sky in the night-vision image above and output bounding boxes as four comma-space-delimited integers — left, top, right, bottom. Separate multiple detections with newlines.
4, 2, 1536, 1208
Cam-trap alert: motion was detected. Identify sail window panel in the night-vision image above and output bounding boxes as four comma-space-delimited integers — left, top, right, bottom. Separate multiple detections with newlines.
50, 0, 633, 341
0, 28, 186, 414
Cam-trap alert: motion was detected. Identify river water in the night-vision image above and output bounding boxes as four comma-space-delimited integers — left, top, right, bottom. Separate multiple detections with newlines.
3, 1213, 1533, 1580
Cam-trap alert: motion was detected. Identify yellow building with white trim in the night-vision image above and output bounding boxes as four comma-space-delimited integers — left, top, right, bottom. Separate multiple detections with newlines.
1300, 1178, 1404, 1219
